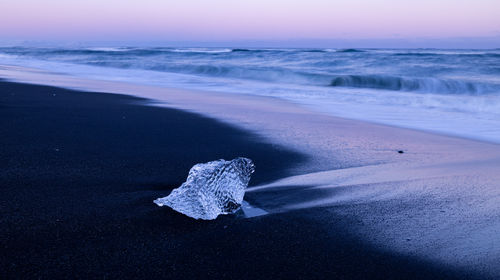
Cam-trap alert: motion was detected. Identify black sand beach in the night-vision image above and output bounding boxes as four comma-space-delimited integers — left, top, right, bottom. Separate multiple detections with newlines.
0, 81, 479, 279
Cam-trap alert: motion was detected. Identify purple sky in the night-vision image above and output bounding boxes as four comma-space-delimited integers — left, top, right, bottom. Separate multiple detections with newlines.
1, 0, 499, 47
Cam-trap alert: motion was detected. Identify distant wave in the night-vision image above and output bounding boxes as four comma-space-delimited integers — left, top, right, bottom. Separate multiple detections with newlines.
336, 49, 365, 53
1, 47, 164, 56
85, 47, 130, 52
6, 47, 234, 56
232, 48, 329, 53
302, 49, 327, 53
393, 52, 440, 57
169, 48, 232, 53
231, 48, 252, 52
330, 75, 484, 94
394, 52, 500, 58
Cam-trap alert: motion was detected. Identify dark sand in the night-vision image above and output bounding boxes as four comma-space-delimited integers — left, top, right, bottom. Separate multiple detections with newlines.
0, 81, 477, 279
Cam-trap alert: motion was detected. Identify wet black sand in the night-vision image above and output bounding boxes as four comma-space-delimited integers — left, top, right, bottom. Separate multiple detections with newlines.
0, 81, 477, 279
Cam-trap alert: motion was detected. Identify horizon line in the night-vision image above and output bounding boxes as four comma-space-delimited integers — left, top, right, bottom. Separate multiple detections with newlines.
1, 36, 499, 49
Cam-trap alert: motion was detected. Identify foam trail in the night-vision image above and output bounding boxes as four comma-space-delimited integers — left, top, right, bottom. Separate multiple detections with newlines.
247, 158, 500, 213
240, 201, 268, 218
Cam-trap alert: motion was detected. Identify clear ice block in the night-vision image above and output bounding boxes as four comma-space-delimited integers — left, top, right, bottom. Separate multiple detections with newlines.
154, 157, 255, 220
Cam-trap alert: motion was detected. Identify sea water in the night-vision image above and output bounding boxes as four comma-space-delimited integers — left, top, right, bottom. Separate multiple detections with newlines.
0, 46, 499, 143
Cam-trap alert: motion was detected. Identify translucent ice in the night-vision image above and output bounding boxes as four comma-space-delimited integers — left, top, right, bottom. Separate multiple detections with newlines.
154, 157, 255, 220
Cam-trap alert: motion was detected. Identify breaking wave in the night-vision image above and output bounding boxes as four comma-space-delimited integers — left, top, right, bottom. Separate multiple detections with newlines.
336, 48, 365, 53
330, 75, 486, 94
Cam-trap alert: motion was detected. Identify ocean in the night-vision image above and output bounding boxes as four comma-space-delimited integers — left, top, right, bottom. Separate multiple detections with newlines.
1, 46, 499, 143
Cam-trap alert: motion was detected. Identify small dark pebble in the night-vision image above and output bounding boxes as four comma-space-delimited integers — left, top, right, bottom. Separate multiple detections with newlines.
398, 150, 404, 154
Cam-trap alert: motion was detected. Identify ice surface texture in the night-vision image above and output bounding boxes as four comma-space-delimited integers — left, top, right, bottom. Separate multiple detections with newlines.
154, 157, 255, 220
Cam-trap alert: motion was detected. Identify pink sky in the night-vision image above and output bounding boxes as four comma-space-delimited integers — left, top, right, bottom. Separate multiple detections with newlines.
1, 0, 499, 41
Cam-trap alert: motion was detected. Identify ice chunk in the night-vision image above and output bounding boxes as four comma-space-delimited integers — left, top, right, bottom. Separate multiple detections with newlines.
154, 157, 255, 220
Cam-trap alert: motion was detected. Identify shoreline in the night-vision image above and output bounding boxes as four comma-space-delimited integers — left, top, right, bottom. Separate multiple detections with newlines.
1, 64, 499, 171
0, 80, 470, 279
1, 63, 500, 148
2, 47, 500, 145
1, 68, 500, 278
